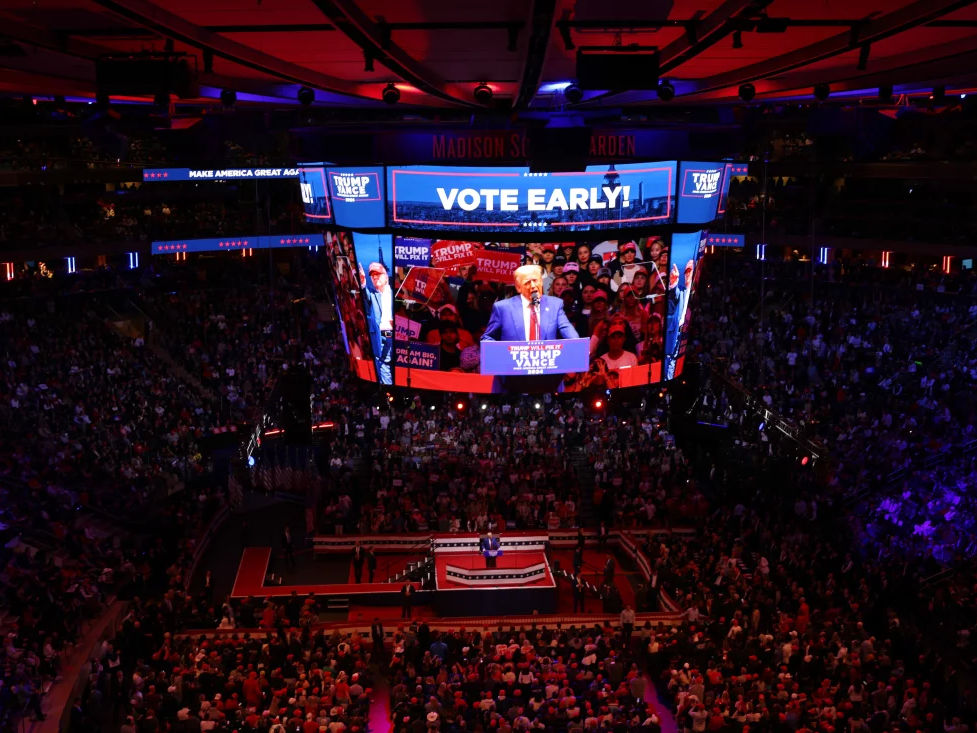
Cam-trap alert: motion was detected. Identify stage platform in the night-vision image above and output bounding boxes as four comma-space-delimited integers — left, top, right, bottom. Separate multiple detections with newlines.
434, 551, 556, 616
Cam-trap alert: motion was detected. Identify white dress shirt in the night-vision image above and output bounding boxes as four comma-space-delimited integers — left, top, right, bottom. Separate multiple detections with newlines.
521, 295, 539, 340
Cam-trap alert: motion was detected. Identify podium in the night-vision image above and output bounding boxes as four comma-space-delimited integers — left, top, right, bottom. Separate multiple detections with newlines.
483, 548, 503, 568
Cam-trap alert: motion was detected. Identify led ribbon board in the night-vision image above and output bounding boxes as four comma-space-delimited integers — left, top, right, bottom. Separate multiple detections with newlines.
143, 167, 300, 181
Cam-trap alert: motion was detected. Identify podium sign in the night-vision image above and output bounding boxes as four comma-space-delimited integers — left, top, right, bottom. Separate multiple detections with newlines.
480, 338, 590, 376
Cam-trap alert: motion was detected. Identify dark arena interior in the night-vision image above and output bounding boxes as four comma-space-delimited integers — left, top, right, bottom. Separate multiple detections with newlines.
5, 2, 977, 733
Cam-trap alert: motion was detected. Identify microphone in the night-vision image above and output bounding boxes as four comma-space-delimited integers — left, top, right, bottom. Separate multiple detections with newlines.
531, 289, 540, 308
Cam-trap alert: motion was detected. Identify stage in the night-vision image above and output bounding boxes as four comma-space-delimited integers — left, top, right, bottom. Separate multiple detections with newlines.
434, 551, 557, 616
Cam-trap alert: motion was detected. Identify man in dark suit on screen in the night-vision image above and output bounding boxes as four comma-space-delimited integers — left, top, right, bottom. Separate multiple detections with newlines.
481, 265, 579, 343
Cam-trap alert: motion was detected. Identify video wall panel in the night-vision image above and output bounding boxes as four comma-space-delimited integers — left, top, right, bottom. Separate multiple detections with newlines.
388, 237, 685, 393
298, 164, 333, 223
664, 231, 708, 380
386, 162, 677, 233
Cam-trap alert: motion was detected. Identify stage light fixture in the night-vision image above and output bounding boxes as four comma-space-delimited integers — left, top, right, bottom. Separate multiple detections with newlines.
732, 31, 743, 49
220, 89, 237, 107
297, 86, 315, 106
473, 83, 493, 104
480, 404, 487, 410
813, 83, 830, 102
456, 401, 465, 411
382, 83, 401, 105
879, 85, 893, 102
739, 83, 756, 102
594, 400, 603, 409
657, 80, 675, 102
564, 83, 583, 104
534, 402, 541, 409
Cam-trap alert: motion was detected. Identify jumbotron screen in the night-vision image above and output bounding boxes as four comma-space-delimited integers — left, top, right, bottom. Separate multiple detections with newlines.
324, 231, 393, 385
390, 234, 705, 393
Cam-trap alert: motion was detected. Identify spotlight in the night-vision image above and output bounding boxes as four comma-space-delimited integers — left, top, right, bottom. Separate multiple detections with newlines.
456, 401, 465, 412
813, 83, 830, 102
534, 402, 541, 409
738, 83, 756, 102
800, 456, 810, 466
564, 83, 583, 104
381, 83, 400, 105
297, 87, 315, 106
429, 405, 435, 411
480, 403, 487, 411
473, 83, 493, 104
657, 80, 675, 102
879, 85, 893, 103
220, 89, 237, 107
932, 85, 946, 102
594, 400, 603, 409
732, 31, 743, 49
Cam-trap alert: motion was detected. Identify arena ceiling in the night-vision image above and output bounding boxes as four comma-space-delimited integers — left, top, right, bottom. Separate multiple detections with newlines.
1, 0, 977, 109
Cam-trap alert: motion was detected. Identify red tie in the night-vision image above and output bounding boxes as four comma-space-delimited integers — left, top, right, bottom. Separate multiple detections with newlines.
529, 303, 539, 341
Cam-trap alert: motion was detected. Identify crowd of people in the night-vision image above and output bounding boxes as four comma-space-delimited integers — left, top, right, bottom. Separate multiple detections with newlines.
691, 252, 977, 676
387, 619, 661, 733
4, 228, 977, 733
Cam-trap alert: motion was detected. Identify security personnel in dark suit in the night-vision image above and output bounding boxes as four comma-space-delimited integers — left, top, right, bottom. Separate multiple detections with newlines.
282, 525, 295, 570
371, 618, 385, 659
352, 543, 365, 583
603, 556, 615, 587
367, 547, 377, 582
573, 544, 584, 576
401, 582, 414, 618
572, 573, 586, 613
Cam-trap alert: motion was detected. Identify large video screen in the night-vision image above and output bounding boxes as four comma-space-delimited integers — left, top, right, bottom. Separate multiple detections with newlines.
324, 231, 376, 381
326, 166, 386, 229
676, 162, 723, 224
386, 162, 676, 233
349, 233, 394, 384
298, 164, 333, 223
391, 237, 677, 393
664, 231, 707, 380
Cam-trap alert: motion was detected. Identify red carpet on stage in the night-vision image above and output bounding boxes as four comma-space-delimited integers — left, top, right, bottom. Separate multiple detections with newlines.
550, 548, 637, 609
347, 554, 427, 584
231, 548, 418, 598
